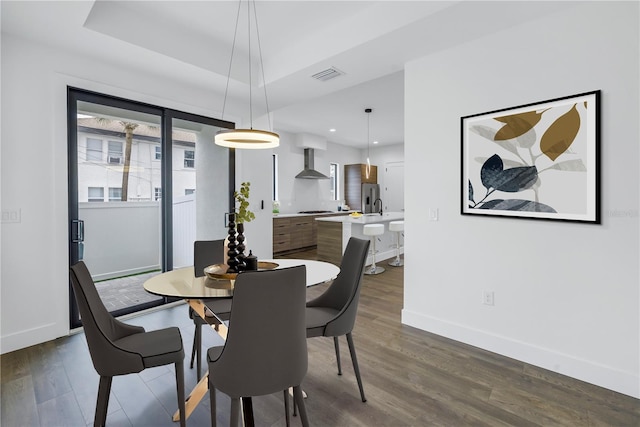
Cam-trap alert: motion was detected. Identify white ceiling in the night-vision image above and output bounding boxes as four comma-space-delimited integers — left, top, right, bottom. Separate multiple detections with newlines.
1, 1, 575, 148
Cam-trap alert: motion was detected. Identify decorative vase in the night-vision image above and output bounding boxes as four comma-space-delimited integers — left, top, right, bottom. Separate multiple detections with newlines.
225, 213, 240, 273
235, 222, 247, 271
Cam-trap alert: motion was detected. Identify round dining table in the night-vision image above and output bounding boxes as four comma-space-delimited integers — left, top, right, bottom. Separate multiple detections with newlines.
142, 258, 340, 424
143, 258, 340, 299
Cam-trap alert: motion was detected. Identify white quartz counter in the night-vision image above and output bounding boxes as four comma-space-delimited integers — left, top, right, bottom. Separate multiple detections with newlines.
273, 211, 356, 218
315, 211, 404, 224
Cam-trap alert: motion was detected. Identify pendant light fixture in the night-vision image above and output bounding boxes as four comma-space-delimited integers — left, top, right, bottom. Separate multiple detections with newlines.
365, 108, 372, 179
215, 0, 279, 149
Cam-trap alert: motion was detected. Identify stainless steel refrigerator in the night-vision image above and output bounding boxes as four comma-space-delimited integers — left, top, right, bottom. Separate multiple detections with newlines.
361, 183, 381, 213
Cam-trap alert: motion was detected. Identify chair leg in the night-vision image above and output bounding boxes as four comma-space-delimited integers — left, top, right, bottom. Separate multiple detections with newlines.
230, 397, 241, 427
190, 322, 203, 380
293, 393, 297, 417
242, 397, 255, 427
175, 361, 186, 427
196, 323, 202, 380
283, 389, 291, 427
346, 332, 367, 402
209, 385, 217, 427
333, 336, 342, 375
190, 324, 197, 369
293, 386, 310, 427
94, 375, 112, 427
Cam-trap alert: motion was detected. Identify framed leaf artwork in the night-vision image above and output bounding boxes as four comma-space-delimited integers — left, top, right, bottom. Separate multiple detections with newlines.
461, 91, 600, 223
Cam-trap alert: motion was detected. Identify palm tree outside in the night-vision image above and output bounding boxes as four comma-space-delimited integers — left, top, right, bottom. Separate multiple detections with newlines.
120, 121, 139, 201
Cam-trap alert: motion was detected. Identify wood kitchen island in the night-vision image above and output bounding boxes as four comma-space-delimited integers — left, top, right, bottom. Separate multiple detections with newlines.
272, 212, 350, 255
316, 212, 405, 266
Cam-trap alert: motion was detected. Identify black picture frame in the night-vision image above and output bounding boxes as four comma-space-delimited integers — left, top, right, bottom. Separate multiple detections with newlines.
461, 90, 600, 223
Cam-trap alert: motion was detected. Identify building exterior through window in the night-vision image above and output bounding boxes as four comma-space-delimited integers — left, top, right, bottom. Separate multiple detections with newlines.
77, 118, 196, 202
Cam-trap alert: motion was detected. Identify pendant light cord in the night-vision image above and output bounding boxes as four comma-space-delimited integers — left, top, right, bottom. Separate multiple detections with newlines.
365, 108, 372, 179
221, 0, 243, 120
221, 0, 272, 132
252, 0, 273, 132
247, 0, 253, 129
367, 112, 371, 159
214, 0, 280, 148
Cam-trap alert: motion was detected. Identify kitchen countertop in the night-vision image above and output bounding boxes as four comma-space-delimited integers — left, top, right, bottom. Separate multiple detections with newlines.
315, 211, 404, 224
273, 211, 356, 218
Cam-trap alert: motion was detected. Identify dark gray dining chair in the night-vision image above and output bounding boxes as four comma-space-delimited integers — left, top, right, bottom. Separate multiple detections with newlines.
69, 261, 186, 427
207, 265, 310, 427
190, 239, 232, 380
305, 237, 370, 403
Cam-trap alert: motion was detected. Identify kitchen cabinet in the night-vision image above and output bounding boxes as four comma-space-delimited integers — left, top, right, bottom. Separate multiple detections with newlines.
344, 164, 377, 212
273, 217, 291, 253
290, 216, 314, 249
273, 213, 348, 254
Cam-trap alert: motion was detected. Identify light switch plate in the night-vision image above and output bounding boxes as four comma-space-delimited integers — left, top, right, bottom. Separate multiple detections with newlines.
429, 208, 439, 221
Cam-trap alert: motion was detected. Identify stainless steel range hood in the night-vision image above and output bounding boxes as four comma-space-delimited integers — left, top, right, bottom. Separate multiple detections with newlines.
295, 148, 329, 179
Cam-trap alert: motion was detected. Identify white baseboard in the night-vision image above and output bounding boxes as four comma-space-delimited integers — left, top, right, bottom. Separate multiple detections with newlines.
1, 322, 62, 355
401, 309, 640, 399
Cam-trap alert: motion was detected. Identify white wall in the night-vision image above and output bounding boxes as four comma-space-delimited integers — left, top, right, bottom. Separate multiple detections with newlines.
271, 131, 404, 214
272, 130, 362, 213
0, 33, 236, 353
404, 1, 639, 398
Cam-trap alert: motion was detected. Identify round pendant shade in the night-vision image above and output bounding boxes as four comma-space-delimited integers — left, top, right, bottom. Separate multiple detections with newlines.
215, 129, 280, 149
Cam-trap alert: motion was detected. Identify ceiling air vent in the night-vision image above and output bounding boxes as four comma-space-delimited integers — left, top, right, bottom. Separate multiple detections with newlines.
311, 67, 345, 82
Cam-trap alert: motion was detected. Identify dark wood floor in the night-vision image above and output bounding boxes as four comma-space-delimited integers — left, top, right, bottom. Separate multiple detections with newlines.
2, 250, 639, 426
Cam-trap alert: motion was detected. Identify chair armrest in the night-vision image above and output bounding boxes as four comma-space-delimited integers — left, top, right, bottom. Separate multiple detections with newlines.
113, 318, 145, 339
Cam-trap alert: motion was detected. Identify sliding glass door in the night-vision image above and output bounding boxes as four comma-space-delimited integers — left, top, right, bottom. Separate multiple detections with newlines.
68, 88, 234, 328
168, 112, 234, 270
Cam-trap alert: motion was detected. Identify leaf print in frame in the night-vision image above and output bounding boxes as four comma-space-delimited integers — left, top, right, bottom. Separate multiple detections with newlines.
461, 91, 600, 223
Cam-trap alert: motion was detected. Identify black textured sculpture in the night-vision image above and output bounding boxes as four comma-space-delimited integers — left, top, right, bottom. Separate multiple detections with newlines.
226, 213, 240, 273
235, 222, 246, 271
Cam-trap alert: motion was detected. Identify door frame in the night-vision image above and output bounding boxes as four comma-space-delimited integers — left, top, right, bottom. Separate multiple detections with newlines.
67, 87, 235, 328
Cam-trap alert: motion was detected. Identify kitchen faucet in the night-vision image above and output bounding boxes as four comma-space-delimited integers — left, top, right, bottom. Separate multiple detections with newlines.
373, 198, 383, 215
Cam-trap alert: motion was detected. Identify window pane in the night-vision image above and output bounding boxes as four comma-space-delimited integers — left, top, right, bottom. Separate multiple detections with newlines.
171, 117, 228, 268
88, 186, 104, 202
86, 138, 103, 161
74, 97, 164, 326
108, 187, 122, 201
155, 145, 161, 160
330, 163, 339, 201
154, 187, 162, 201
108, 141, 123, 164
184, 150, 195, 168
272, 154, 278, 201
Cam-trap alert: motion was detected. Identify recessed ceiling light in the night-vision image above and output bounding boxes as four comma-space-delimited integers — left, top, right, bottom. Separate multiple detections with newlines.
329, 128, 336, 132
373, 140, 379, 144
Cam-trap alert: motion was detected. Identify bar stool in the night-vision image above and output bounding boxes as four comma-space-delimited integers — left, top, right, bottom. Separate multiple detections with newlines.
363, 224, 385, 275
388, 220, 404, 267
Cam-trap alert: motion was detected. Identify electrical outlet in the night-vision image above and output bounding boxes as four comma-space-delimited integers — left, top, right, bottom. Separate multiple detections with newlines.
1, 209, 21, 224
482, 291, 495, 306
